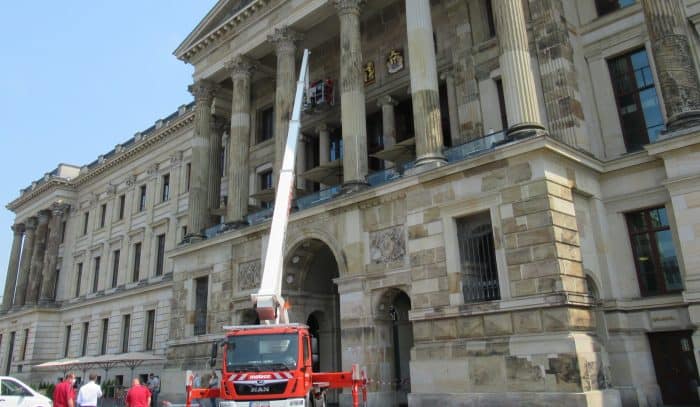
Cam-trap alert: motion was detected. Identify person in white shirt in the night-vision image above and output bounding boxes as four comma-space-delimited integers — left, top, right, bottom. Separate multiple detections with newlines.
76, 373, 103, 407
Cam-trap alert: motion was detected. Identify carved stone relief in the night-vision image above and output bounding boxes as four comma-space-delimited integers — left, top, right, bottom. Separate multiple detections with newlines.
370, 225, 406, 264
238, 260, 261, 290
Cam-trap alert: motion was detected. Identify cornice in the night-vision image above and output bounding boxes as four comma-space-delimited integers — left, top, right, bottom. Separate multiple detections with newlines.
176, 0, 278, 64
7, 108, 195, 212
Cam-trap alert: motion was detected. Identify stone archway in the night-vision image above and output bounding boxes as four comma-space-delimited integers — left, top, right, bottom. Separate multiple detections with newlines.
283, 238, 341, 403
375, 288, 413, 407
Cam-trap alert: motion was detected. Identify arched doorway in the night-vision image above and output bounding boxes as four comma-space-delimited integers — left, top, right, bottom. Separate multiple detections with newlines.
284, 239, 341, 403
376, 288, 413, 407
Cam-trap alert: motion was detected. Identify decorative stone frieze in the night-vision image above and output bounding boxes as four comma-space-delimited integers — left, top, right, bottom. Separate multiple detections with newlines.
238, 260, 261, 290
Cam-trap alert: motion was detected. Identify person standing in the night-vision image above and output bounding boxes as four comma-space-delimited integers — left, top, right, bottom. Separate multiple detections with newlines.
76, 373, 102, 407
207, 371, 218, 407
147, 374, 160, 407
53, 373, 76, 407
125, 378, 151, 407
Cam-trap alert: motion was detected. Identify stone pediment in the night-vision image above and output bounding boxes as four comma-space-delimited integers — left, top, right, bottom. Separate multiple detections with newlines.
174, 0, 270, 63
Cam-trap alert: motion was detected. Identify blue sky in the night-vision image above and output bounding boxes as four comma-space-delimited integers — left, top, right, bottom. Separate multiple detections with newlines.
0, 1, 218, 298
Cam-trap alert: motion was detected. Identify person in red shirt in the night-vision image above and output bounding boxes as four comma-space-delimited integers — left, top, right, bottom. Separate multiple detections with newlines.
53, 373, 76, 407
126, 378, 151, 407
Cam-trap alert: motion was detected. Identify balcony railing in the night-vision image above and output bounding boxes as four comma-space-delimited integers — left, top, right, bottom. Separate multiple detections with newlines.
202, 131, 507, 240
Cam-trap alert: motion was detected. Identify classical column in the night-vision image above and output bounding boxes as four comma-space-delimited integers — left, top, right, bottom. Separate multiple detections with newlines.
208, 116, 225, 224
493, 0, 546, 138
269, 27, 301, 183
25, 210, 50, 305
405, 0, 446, 167
13, 217, 36, 307
530, 0, 587, 150
641, 0, 700, 131
440, 72, 460, 146
334, 0, 369, 189
296, 135, 307, 191
1, 224, 25, 311
225, 55, 255, 224
186, 80, 216, 240
39, 203, 68, 304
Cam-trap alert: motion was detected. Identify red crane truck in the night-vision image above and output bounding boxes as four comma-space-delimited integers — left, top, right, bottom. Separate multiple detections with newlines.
184, 49, 367, 407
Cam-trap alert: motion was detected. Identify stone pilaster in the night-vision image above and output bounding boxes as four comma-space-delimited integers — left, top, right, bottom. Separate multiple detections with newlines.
269, 27, 301, 183
1, 224, 24, 311
445, 0, 482, 142
529, 0, 587, 150
317, 124, 330, 166
39, 203, 68, 305
225, 55, 255, 224
406, 0, 446, 167
13, 217, 36, 307
640, 0, 700, 131
296, 135, 307, 191
25, 210, 50, 305
440, 72, 460, 146
334, 0, 369, 190
377, 96, 397, 168
186, 80, 216, 240
493, 0, 546, 138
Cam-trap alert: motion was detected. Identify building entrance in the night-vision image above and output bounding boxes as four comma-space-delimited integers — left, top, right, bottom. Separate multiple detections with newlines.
648, 330, 700, 405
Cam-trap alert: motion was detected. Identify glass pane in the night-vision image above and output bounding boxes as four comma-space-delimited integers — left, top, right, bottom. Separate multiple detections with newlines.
639, 88, 664, 143
649, 207, 669, 228
632, 233, 659, 294
619, 0, 636, 7
656, 230, 682, 291
627, 211, 647, 232
630, 49, 649, 72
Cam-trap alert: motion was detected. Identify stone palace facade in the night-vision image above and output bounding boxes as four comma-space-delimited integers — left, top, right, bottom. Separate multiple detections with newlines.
2, 0, 700, 405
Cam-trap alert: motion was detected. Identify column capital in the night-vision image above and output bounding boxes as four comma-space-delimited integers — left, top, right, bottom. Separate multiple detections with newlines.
37, 210, 51, 224
11, 223, 25, 235
315, 123, 329, 134
188, 80, 216, 104
225, 55, 258, 80
268, 27, 302, 54
25, 216, 38, 231
439, 70, 454, 81
377, 95, 398, 108
49, 202, 70, 217
333, 0, 366, 16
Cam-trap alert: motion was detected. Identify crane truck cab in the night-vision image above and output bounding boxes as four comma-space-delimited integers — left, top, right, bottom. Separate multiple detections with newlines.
218, 323, 319, 407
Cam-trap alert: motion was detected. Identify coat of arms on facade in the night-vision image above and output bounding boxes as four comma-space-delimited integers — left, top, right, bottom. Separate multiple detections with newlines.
364, 61, 376, 85
238, 260, 261, 290
386, 49, 404, 74
370, 225, 406, 264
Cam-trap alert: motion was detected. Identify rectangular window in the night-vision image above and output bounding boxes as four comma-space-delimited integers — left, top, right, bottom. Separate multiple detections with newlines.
457, 212, 500, 302
81, 322, 89, 356
260, 170, 274, 209
99, 204, 107, 228
145, 310, 155, 351
595, 0, 635, 16
61, 221, 66, 243
194, 276, 208, 335
5, 332, 15, 375
139, 185, 147, 212
64, 326, 71, 357
132, 243, 142, 282
495, 78, 508, 132
93, 256, 101, 293
608, 48, 665, 151
258, 107, 274, 142
626, 207, 682, 296
83, 212, 89, 235
21, 328, 29, 361
112, 250, 120, 288
182, 226, 188, 240
155, 234, 166, 276
186, 163, 192, 192
53, 269, 60, 300
121, 315, 130, 353
118, 194, 126, 220
162, 174, 170, 202
76, 263, 83, 297
100, 318, 108, 355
